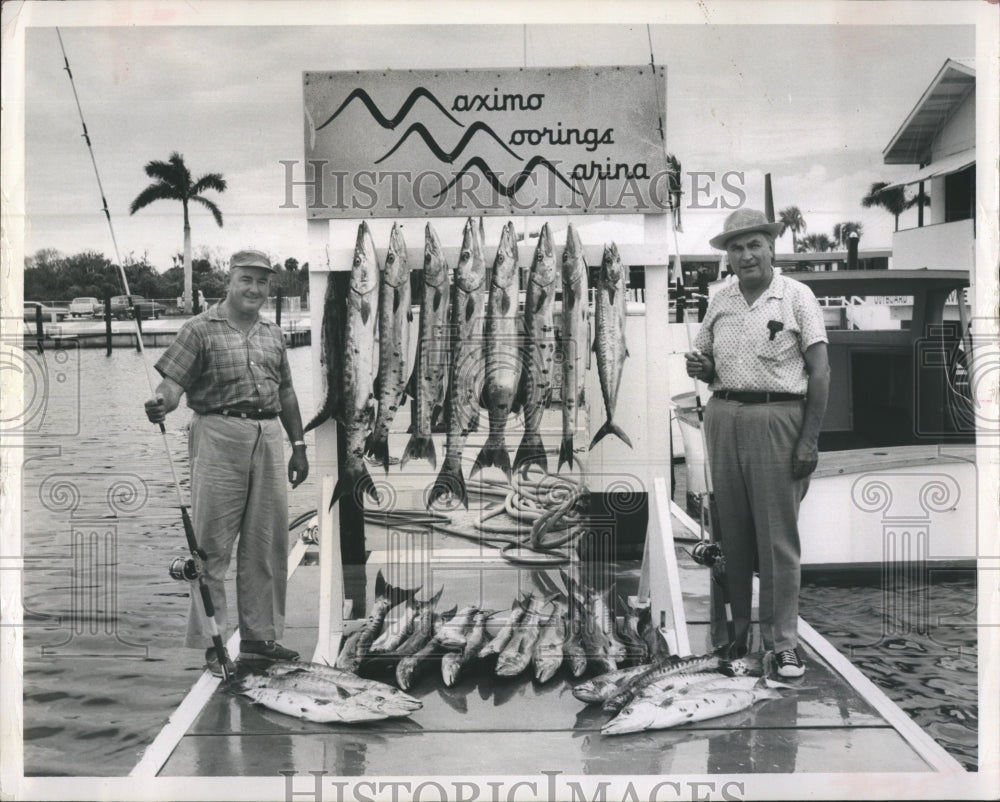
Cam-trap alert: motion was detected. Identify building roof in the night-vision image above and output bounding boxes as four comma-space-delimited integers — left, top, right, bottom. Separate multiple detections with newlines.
883, 58, 975, 165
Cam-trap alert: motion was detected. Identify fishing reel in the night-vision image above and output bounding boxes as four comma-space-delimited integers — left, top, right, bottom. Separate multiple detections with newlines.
690, 540, 724, 568
168, 556, 201, 581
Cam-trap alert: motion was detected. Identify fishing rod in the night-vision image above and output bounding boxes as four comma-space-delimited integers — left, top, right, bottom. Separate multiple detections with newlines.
646, 24, 737, 653
56, 28, 234, 681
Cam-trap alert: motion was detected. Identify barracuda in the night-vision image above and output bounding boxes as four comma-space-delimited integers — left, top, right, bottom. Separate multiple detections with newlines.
428, 218, 488, 508
366, 222, 412, 472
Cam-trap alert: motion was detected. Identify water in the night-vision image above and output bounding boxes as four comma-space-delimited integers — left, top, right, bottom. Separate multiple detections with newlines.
17, 346, 978, 775
798, 572, 978, 772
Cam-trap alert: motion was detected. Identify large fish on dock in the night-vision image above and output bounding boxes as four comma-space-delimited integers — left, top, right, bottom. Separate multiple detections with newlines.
471, 222, 521, 481
479, 595, 529, 658
571, 662, 663, 704
559, 224, 590, 472
401, 224, 451, 470
336, 571, 422, 672
311, 222, 380, 508
365, 223, 412, 472
436, 604, 481, 650
601, 681, 781, 736
442, 608, 490, 687
532, 597, 568, 683
602, 653, 737, 713
428, 218, 488, 507
396, 612, 450, 691
239, 671, 422, 717
495, 593, 555, 678
370, 587, 444, 654
515, 223, 558, 476
589, 242, 632, 450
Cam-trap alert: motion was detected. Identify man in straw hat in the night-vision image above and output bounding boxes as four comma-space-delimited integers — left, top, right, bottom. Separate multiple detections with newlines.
145, 249, 309, 676
686, 209, 830, 677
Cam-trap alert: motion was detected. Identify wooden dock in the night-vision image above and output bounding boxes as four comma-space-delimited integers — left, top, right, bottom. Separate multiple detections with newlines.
133, 502, 962, 779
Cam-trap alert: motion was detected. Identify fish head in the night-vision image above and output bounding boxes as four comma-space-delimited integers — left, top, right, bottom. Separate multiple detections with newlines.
492, 221, 519, 288
350, 222, 379, 296
382, 222, 409, 288
455, 217, 487, 292
600, 242, 624, 287
601, 701, 662, 735
529, 223, 557, 288
562, 224, 586, 282
441, 658, 460, 687
721, 652, 765, 677
423, 223, 448, 288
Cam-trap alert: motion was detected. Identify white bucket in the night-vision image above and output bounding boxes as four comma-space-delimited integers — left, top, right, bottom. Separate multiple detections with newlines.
671, 392, 708, 498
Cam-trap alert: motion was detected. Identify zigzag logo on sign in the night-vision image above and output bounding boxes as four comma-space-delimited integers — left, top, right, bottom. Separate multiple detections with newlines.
316, 85, 580, 203
315, 87, 465, 131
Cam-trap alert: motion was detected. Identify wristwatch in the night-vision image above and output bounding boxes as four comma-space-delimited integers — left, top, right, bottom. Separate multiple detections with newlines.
291, 440, 306, 449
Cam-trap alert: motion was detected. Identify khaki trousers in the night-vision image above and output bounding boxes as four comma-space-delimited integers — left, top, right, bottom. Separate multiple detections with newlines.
185, 413, 287, 648
704, 397, 808, 653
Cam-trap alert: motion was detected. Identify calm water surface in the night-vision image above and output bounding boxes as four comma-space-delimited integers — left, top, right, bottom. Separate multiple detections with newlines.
19, 346, 979, 775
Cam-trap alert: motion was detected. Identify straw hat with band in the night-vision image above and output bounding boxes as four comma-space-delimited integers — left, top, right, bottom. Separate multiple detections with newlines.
709, 208, 784, 250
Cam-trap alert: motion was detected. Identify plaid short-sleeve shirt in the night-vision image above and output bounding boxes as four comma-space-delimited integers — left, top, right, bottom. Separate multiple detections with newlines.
693, 273, 827, 395
155, 304, 292, 414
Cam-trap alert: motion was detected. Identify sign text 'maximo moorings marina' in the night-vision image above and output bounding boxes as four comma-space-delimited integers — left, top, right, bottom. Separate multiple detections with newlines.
301, 66, 671, 218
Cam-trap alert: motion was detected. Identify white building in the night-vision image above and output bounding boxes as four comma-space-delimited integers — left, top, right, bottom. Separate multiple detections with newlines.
881, 58, 975, 300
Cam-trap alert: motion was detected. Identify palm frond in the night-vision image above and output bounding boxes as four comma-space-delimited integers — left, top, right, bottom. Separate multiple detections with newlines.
191, 195, 224, 227
191, 174, 227, 196
129, 183, 183, 215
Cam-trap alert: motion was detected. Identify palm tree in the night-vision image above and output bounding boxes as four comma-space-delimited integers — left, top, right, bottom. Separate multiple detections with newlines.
832, 221, 864, 247
797, 233, 834, 253
779, 206, 806, 252
861, 181, 926, 232
129, 152, 226, 314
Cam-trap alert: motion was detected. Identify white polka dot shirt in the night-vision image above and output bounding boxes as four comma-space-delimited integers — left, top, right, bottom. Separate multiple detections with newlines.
694, 273, 828, 394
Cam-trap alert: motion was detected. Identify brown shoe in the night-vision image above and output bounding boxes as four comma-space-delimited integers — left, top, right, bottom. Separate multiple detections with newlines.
239, 640, 300, 661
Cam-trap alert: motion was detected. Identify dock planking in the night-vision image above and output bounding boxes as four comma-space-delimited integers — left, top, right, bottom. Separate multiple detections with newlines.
153, 511, 952, 777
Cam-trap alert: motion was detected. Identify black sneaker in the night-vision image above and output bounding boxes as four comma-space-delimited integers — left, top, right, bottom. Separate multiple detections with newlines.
776, 648, 805, 678
205, 648, 236, 679
239, 640, 300, 662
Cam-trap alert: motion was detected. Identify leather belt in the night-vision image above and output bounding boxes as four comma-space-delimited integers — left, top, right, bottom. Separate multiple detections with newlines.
713, 390, 805, 404
205, 408, 279, 420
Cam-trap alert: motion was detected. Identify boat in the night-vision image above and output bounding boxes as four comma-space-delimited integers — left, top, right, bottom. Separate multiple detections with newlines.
671, 267, 978, 570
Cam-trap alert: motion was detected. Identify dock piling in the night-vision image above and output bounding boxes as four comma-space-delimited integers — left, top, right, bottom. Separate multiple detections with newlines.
34, 305, 44, 353
104, 290, 113, 356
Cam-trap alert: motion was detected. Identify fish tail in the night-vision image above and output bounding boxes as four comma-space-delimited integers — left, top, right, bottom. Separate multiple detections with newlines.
588, 418, 633, 450
303, 402, 334, 434
514, 431, 548, 477
428, 460, 468, 509
557, 435, 575, 472
400, 434, 437, 470
364, 431, 392, 474
471, 437, 512, 480
329, 463, 380, 509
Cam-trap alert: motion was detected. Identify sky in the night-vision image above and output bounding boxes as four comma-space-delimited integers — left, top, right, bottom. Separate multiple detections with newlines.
8, 6, 985, 274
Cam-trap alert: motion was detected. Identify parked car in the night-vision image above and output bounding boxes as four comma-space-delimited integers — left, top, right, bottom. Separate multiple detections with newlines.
23, 302, 69, 322
109, 295, 167, 320
69, 296, 103, 317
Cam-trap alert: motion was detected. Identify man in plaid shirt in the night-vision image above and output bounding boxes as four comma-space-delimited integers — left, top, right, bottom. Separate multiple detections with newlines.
145, 249, 309, 677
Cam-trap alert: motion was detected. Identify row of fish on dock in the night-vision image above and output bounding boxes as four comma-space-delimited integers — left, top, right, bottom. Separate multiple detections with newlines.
304, 218, 633, 511
232, 570, 796, 733
332, 570, 652, 691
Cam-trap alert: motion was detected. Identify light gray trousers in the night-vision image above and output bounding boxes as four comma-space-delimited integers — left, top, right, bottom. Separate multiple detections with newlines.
704, 397, 808, 654
185, 413, 288, 648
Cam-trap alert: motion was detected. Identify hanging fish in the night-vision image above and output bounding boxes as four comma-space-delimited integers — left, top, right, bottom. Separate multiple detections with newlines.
590, 242, 632, 450
558, 224, 590, 471
515, 223, 558, 476
428, 218, 487, 507
471, 221, 521, 481
401, 223, 451, 469
366, 222, 412, 472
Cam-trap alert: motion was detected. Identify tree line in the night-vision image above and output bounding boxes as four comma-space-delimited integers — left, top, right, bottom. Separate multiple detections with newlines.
23, 249, 310, 306
776, 181, 927, 255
